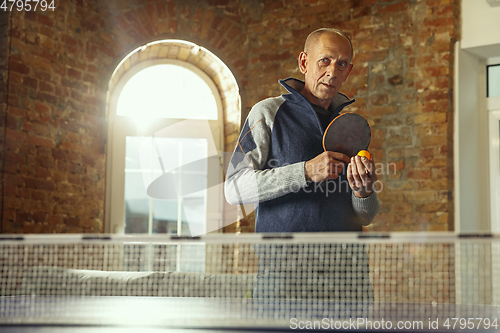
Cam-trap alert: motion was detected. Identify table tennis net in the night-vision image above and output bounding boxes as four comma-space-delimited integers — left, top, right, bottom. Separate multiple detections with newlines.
1, 233, 499, 327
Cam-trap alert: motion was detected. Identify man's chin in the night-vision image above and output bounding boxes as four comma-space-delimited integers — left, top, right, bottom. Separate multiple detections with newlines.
314, 91, 337, 101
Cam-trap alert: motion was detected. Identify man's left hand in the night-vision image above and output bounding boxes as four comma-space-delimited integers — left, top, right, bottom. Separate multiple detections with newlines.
347, 155, 377, 198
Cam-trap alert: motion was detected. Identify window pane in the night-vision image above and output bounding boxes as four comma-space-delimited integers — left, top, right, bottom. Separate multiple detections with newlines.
488, 64, 500, 98
124, 136, 150, 233
125, 136, 208, 236
117, 65, 218, 120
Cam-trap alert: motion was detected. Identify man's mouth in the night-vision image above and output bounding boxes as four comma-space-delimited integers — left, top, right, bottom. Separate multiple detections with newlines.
322, 83, 334, 89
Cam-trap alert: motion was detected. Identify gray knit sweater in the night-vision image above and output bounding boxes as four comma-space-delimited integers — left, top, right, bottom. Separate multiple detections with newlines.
225, 78, 381, 232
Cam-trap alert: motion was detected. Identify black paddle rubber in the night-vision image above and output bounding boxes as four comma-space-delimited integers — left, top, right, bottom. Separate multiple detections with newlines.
322, 113, 371, 157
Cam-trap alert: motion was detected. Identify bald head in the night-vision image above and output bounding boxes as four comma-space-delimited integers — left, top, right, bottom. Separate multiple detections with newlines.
298, 28, 354, 108
304, 28, 353, 61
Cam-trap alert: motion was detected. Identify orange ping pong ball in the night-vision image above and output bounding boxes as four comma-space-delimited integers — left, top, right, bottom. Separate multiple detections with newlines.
357, 150, 371, 160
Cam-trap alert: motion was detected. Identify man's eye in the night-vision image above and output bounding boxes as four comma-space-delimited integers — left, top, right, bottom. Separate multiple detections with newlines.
320, 59, 329, 65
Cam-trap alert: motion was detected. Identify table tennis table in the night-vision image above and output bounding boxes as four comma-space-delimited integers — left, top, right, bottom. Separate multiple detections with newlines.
1, 295, 499, 332
1, 232, 500, 332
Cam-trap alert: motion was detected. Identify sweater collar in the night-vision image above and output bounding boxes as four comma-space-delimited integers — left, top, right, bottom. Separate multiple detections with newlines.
279, 77, 355, 114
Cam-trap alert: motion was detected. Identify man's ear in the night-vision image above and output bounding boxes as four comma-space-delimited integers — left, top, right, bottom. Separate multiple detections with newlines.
298, 52, 307, 74
343, 64, 353, 82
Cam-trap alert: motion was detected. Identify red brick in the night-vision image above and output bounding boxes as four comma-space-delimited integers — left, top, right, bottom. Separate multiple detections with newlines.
25, 178, 55, 191
259, 51, 291, 62
48, 214, 63, 224
370, 94, 388, 106
10, 61, 30, 75
407, 169, 431, 179
31, 56, 52, 71
70, 89, 82, 102
9, 85, 27, 99
166, 2, 176, 16
3, 209, 16, 221
4, 161, 18, 174
4, 185, 19, 196
32, 123, 50, 137
66, 59, 86, 71
78, 218, 96, 229
35, 102, 50, 114
427, 0, 453, 6
27, 135, 55, 148
82, 73, 96, 84
5, 175, 24, 187
67, 68, 82, 80
420, 90, 448, 103
36, 157, 56, 169
156, 2, 166, 19
435, 5, 454, 16
64, 217, 79, 226
37, 13, 54, 26
34, 70, 51, 82
7, 127, 26, 143
23, 76, 38, 89
33, 212, 48, 223
39, 81, 54, 93
354, 50, 388, 63
24, 10, 36, 21
20, 143, 37, 156
114, 14, 130, 31
67, 174, 81, 185
9, 72, 23, 86
86, 64, 98, 74
425, 17, 453, 27
32, 190, 48, 201
352, 0, 377, 5
415, 179, 448, 190
424, 66, 448, 77
377, 1, 409, 13
17, 212, 33, 222
35, 165, 52, 178
263, 1, 284, 11
4, 197, 22, 210
37, 92, 57, 105
65, 226, 84, 233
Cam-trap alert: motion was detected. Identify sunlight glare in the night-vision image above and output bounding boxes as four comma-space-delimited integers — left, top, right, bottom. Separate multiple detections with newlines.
117, 64, 218, 121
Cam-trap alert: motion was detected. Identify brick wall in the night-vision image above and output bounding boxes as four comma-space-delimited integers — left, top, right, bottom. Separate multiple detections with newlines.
0, 0, 459, 233
0, 11, 8, 231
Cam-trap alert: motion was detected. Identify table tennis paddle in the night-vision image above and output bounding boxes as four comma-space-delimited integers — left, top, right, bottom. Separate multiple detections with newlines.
322, 113, 371, 157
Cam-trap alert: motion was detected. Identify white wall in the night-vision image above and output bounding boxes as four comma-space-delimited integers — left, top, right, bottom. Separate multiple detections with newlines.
462, 0, 500, 57
456, 0, 500, 231
455, 48, 490, 231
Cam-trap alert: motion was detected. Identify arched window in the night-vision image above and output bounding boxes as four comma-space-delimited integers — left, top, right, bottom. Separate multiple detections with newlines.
117, 64, 218, 120
105, 41, 237, 241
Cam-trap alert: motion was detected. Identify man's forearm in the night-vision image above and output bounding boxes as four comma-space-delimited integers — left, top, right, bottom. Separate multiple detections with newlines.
225, 162, 307, 205
351, 191, 381, 226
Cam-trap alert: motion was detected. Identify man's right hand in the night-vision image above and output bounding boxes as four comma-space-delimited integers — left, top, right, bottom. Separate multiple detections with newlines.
304, 151, 351, 182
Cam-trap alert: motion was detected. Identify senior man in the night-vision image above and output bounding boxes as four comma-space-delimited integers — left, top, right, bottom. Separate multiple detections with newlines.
225, 28, 380, 231
225, 28, 381, 301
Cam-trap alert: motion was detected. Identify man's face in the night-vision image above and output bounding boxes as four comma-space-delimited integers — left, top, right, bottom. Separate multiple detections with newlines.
299, 32, 353, 108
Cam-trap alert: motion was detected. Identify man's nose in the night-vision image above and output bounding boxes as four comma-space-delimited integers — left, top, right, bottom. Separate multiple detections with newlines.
326, 62, 338, 77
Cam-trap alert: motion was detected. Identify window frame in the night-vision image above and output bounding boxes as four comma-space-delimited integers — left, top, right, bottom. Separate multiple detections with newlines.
105, 58, 224, 235
487, 64, 500, 98
488, 97, 500, 232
